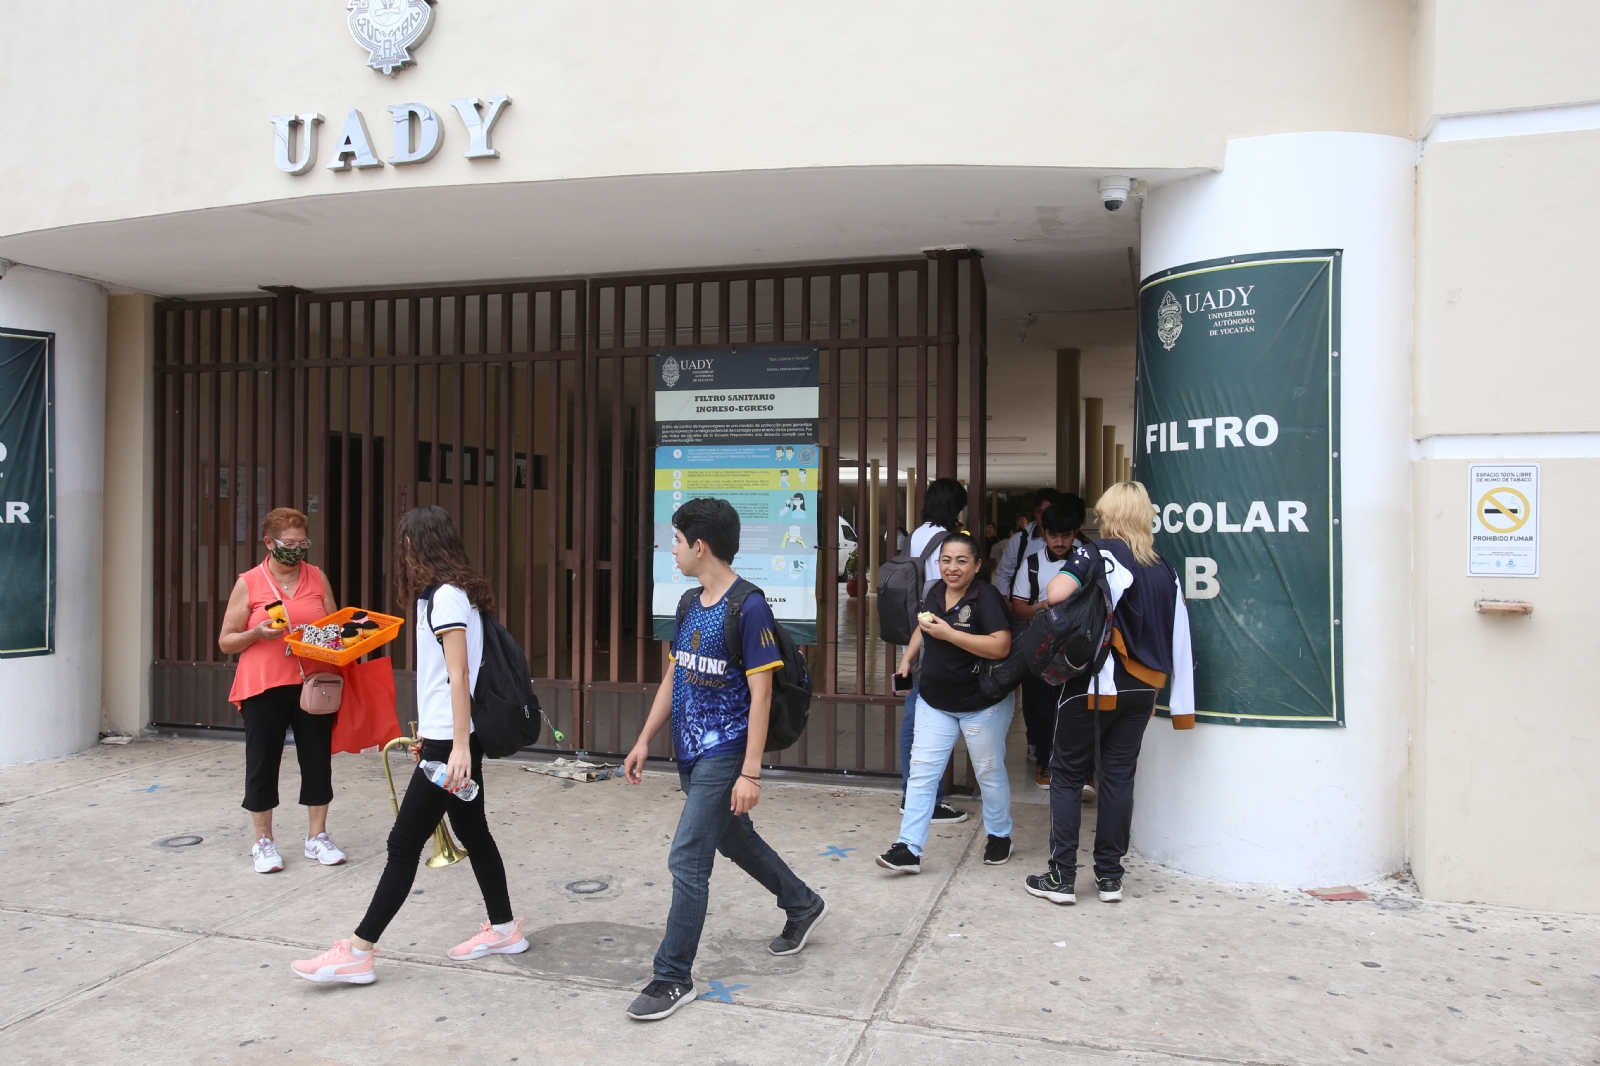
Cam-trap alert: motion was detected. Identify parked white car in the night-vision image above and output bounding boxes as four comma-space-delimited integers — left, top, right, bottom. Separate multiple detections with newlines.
838, 515, 858, 579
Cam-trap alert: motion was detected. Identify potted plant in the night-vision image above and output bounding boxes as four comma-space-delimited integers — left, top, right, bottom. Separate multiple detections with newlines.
844, 547, 860, 598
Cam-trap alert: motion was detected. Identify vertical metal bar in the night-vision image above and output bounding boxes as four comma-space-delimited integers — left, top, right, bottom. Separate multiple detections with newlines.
935, 250, 960, 479
609, 294, 625, 686
690, 277, 702, 346
454, 295, 466, 525
968, 258, 987, 557
361, 299, 376, 611
498, 291, 514, 626
339, 300, 353, 607
884, 274, 901, 767
476, 293, 489, 574
206, 308, 222, 661
824, 272, 842, 702
773, 272, 786, 344
248, 306, 262, 637
386, 297, 398, 618
152, 310, 169, 661
746, 279, 757, 344
915, 265, 928, 521
544, 294, 559, 686
717, 279, 730, 345
854, 276, 868, 738
185, 311, 201, 662
407, 296, 421, 670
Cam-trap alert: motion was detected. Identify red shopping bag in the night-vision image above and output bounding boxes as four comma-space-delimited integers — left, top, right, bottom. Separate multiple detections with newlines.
330, 657, 402, 754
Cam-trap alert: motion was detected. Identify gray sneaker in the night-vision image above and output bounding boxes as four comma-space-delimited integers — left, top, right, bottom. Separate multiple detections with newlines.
769, 897, 828, 956
627, 979, 695, 1021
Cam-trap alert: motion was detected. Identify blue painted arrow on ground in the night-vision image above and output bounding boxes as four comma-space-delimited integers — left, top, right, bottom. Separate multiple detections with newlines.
698, 981, 749, 1003
818, 846, 856, 858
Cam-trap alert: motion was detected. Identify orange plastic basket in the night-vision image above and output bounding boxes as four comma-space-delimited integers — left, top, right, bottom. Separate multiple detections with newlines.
285, 607, 404, 667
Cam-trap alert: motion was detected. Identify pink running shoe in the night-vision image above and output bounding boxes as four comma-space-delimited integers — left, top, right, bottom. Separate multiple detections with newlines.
291, 940, 377, 984
448, 919, 529, 961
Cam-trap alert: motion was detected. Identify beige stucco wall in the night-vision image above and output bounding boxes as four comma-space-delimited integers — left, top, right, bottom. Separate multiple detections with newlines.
102, 295, 155, 736
1411, 459, 1600, 914
1414, 129, 1600, 436
0, 1, 1412, 238
1419, 0, 1600, 120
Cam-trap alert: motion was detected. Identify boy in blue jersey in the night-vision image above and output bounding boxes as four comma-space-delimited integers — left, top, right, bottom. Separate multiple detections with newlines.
622, 497, 826, 1021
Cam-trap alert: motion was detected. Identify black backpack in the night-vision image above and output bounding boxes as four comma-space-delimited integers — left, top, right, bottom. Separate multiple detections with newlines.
876, 530, 950, 646
675, 579, 812, 752
425, 586, 542, 759
978, 542, 1115, 701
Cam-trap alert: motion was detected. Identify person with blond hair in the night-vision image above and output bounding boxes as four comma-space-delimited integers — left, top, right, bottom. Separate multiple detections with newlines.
1023, 481, 1194, 906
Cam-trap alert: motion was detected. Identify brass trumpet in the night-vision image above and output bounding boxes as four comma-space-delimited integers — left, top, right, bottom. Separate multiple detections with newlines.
381, 720, 468, 869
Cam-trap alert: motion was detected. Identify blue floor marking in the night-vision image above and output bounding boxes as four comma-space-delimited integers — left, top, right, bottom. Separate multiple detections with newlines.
134, 784, 169, 793
698, 980, 749, 1003
818, 846, 856, 858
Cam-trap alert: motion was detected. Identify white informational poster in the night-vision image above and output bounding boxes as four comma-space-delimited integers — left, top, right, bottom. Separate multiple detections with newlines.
1468, 464, 1539, 577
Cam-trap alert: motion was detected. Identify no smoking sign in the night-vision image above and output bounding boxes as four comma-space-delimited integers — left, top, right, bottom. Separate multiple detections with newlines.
1468, 464, 1538, 577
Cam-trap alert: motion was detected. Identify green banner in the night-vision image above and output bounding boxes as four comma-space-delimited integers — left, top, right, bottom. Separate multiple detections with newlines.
1134, 251, 1342, 726
0, 329, 56, 657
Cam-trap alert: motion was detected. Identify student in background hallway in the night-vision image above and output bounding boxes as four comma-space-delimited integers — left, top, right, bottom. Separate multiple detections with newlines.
1008, 493, 1093, 789
993, 488, 1056, 604
1023, 482, 1195, 907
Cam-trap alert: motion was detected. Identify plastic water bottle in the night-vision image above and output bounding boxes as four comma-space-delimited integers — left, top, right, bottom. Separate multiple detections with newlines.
418, 760, 480, 802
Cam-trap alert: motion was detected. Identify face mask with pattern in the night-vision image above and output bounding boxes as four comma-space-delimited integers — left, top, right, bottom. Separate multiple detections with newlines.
270, 541, 309, 566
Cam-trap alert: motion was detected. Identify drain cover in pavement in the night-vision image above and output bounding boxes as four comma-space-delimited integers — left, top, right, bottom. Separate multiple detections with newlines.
157, 835, 204, 848
566, 879, 610, 895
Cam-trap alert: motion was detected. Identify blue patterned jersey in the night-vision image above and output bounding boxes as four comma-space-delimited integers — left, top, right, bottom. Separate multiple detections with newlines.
670, 588, 783, 769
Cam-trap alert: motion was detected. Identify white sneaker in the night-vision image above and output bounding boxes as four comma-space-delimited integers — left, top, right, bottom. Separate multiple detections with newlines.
304, 833, 347, 866
252, 837, 284, 873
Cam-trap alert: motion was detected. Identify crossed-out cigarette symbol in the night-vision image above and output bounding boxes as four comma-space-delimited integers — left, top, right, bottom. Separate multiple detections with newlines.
1476, 487, 1531, 533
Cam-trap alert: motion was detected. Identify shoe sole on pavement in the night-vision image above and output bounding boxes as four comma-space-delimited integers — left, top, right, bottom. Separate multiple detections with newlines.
983, 846, 1012, 866
1098, 887, 1123, 902
449, 936, 530, 961
769, 898, 828, 956
628, 991, 695, 1021
876, 855, 921, 875
1025, 883, 1076, 905
931, 811, 969, 824
291, 964, 374, 985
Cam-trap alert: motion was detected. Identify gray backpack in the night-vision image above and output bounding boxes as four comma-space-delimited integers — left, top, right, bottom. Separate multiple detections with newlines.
875, 530, 950, 646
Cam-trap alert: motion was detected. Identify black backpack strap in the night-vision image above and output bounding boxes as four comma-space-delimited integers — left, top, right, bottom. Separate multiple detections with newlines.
721, 577, 759, 675
917, 529, 951, 567
421, 583, 443, 645
1026, 551, 1041, 602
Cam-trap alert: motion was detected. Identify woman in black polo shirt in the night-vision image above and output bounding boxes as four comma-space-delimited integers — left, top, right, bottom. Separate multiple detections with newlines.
876, 532, 1015, 873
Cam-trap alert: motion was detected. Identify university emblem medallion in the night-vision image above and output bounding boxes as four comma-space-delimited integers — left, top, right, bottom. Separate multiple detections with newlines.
660, 356, 681, 388
1156, 290, 1184, 351
347, 0, 435, 76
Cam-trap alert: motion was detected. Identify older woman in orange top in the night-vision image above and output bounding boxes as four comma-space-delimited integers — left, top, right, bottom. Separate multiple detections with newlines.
218, 507, 340, 874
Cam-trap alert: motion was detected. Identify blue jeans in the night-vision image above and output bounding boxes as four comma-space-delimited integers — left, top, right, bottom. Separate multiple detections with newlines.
897, 695, 1015, 856
652, 753, 819, 985
899, 685, 946, 804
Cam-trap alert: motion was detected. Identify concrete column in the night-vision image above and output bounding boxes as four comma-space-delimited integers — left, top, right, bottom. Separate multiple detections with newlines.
103, 294, 156, 738
1101, 425, 1117, 492
1134, 132, 1415, 887
0, 266, 107, 764
1055, 348, 1080, 494
1083, 398, 1104, 504
1113, 443, 1125, 486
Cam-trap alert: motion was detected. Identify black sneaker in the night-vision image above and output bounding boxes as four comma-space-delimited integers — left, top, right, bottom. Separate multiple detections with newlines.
769, 896, 828, 955
875, 842, 922, 874
1024, 867, 1076, 904
1096, 876, 1123, 902
897, 797, 970, 824
982, 834, 1013, 865
626, 979, 695, 1021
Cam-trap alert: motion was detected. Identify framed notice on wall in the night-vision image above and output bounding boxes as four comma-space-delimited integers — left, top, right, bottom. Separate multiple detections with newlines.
651, 346, 821, 644
0, 329, 56, 657
1135, 251, 1342, 727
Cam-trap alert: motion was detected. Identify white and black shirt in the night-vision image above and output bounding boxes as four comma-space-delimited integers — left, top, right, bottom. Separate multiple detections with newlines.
415, 584, 484, 741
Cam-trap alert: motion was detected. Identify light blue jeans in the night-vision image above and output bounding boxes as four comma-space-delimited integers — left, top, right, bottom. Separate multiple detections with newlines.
897, 694, 1015, 856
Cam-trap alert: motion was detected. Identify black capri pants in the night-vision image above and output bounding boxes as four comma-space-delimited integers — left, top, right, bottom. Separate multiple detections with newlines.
241, 684, 336, 811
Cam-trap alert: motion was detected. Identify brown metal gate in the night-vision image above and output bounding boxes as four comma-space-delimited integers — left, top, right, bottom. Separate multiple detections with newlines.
152, 253, 985, 778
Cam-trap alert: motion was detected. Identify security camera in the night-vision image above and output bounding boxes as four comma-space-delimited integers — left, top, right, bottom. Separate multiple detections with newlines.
1098, 176, 1133, 211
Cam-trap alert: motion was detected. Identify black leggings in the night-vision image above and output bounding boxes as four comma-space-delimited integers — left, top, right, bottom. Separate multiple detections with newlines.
354, 735, 512, 944
241, 684, 335, 812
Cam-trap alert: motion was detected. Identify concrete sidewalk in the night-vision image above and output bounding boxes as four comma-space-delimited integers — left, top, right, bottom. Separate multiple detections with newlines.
0, 737, 1594, 1066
